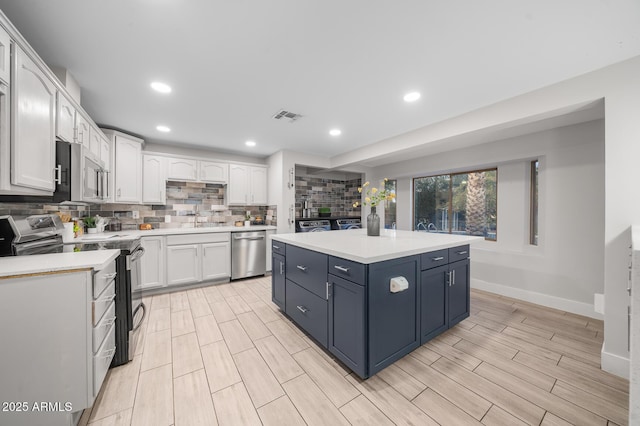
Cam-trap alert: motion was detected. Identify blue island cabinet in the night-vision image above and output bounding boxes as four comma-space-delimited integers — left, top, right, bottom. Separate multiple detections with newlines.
272, 242, 470, 379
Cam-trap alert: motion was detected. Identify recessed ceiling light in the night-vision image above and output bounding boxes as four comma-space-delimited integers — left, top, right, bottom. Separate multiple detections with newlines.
150, 81, 172, 93
329, 129, 342, 136
245, 140, 256, 147
156, 125, 171, 132
403, 92, 421, 102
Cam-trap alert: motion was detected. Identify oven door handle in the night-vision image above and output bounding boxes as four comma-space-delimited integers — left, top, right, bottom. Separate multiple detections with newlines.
132, 302, 146, 332
127, 247, 146, 269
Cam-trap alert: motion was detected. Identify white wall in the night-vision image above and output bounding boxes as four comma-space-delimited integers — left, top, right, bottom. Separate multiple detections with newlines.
375, 119, 605, 317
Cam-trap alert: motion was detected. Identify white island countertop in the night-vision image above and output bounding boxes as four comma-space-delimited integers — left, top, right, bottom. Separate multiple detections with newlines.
0, 249, 120, 279
272, 229, 482, 264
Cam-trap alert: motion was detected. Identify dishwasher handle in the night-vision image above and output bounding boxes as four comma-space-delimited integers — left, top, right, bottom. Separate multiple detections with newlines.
233, 234, 265, 240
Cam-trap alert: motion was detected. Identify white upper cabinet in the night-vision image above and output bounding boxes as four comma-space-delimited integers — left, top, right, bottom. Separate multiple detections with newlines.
100, 135, 110, 171
89, 125, 102, 159
249, 166, 267, 204
167, 158, 197, 181
56, 92, 75, 143
199, 160, 228, 183
114, 135, 142, 203
75, 113, 90, 149
228, 164, 250, 205
0, 25, 10, 84
143, 154, 166, 204
11, 46, 56, 192
228, 164, 268, 205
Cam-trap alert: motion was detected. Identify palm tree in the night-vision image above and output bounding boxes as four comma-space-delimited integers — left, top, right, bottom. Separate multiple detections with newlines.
465, 172, 486, 236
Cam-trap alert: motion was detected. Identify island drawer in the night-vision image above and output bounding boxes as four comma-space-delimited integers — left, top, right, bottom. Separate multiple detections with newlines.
286, 245, 328, 299
94, 261, 117, 297
449, 245, 470, 263
271, 241, 286, 255
329, 256, 365, 285
421, 249, 449, 270
285, 279, 328, 347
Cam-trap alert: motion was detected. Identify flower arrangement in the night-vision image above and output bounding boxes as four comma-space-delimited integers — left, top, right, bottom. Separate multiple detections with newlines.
353, 178, 396, 208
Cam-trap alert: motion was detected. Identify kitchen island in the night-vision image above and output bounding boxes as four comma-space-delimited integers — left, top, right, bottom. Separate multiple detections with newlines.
271, 229, 481, 378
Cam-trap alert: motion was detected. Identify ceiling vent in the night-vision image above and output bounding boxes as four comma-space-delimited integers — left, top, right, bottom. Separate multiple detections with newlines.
273, 109, 303, 123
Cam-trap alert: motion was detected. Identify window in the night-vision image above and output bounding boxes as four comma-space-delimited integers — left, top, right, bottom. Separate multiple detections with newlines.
414, 169, 497, 240
530, 160, 539, 245
384, 179, 397, 229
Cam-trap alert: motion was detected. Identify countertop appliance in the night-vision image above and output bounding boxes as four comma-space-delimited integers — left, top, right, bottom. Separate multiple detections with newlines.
0, 214, 64, 256
332, 218, 362, 230
231, 230, 266, 280
296, 219, 331, 232
69, 237, 145, 367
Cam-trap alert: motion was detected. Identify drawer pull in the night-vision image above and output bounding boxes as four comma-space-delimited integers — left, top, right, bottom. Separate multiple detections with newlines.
296, 305, 308, 313
273, 245, 280, 249
431, 256, 444, 261
334, 265, 350, 273
456, 250, 468, 255
96, 293, 116, 304
296, 265, 308, 272
103, 272, 117, 280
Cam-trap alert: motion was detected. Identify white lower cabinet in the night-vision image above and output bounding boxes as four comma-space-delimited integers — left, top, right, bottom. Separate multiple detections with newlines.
202, 242, 231, 280
0, 259, 116, 426
167, 244, 201, 285
168, 234, 230, 286
141, 236, 166, 289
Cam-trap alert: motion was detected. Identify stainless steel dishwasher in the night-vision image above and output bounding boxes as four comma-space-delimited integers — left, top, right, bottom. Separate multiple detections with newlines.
231, 230, 266, 280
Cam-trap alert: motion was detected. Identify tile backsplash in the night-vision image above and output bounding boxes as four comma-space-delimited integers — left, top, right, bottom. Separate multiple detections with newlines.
0, 180, 276, 230
295, 175, 361, 218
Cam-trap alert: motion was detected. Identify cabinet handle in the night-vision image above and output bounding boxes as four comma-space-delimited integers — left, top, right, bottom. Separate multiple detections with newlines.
280, 261, 284, 275
629, 305, 632, 351
448, 271, 452, 287
296, 305, 308, 313
118, 188, 121, 197
103, 272, 117, 280
54, 164, 62, 184
452, 269, 456, 285
326, 282, 331, 299
334, 265, 350, 273
456, 250, 468, 256
273, 245, 280, 250
296, 265, 307, 272
431, 256, 444, 261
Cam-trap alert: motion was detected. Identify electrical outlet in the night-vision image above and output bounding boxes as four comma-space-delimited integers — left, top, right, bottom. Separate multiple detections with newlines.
132, 210, 139, 219
165, 215, 171, 223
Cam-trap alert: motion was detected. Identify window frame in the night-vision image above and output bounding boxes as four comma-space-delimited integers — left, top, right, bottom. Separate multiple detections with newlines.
413, 167, 498, 241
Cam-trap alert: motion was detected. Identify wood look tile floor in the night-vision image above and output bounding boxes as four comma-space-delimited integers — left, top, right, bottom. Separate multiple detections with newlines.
80, 277, 629, 426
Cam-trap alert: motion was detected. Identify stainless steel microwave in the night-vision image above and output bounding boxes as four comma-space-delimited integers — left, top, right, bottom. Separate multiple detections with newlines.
54, 141, 108, 203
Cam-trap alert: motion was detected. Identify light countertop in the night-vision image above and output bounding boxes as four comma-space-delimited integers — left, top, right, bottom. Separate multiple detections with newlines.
0, 249, 120, 278
72, 225, 277, 243
272, 229, 482, 264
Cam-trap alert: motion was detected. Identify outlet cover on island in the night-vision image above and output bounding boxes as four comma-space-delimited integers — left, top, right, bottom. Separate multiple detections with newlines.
165, 215, 171, 223
132, 210, 139, 219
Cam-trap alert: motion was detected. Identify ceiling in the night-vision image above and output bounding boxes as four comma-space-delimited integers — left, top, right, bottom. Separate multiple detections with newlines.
1, 1, 639, 160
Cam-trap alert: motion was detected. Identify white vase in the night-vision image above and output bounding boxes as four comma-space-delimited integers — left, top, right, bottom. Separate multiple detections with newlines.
87, 228, 98, 234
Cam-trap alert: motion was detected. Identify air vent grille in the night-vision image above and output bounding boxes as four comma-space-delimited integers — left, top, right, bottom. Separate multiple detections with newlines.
273, 109, 303, 123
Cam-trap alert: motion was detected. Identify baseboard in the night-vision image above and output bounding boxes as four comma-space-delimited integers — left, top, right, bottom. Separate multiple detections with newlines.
471, 278, 603, 320
601, 349, 630, 379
